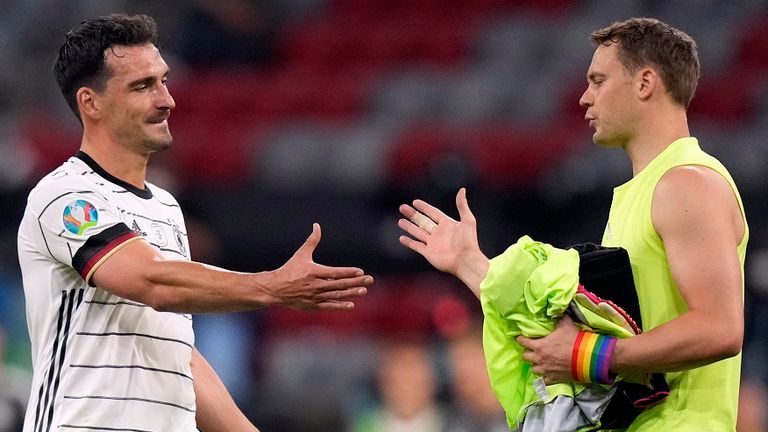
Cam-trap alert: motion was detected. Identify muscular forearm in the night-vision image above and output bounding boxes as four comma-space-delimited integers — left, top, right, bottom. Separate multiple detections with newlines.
611, 310, 743, 374
140, 259, 278, 313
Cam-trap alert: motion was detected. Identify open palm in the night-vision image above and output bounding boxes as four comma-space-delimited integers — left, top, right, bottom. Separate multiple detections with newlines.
398, 188, 489, 296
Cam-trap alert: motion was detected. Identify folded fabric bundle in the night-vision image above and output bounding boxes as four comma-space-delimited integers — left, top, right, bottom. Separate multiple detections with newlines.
480, 236, 669, 432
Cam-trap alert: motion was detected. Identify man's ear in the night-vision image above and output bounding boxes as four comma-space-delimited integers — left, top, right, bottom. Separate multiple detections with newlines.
637, 68, 661, 101
77, 87, 101, 120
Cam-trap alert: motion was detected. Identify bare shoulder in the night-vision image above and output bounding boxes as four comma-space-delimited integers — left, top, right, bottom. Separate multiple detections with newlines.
653, 165, 743, 242
656, 165, 733, 196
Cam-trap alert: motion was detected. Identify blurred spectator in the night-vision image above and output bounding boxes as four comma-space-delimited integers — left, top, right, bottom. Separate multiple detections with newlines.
175, 0, 275, 67
0, 326, 29, 432
350, 338, 447, 432
0, 270, 28, 368
444, 324, 508, 432
738, 378, 768, 432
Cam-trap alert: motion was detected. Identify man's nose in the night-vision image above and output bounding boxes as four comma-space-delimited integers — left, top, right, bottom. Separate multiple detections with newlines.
579, 87, 592, 108
155, 84, 175, 110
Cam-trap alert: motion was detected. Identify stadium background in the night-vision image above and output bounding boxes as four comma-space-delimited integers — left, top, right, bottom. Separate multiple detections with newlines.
0, 0, 767, 430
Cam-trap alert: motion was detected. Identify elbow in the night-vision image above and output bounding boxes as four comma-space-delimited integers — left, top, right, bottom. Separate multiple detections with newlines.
720, 333, 743, 359
712, 325, 743, 360
715, 343, 741, 361
140, 277, 183, 313
143, 288, 176, 312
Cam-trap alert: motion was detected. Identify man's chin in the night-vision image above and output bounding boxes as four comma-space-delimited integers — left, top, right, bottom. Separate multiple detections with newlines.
145, 136, 173, 152
593, 136, 625, 149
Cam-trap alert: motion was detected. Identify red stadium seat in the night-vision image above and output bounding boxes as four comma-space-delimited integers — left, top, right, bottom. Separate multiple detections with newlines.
689, 70, 759, 126
734, 12, 768, 74
466, 122, 581, 188
386, 123, 458, 185
19, 110, 82, 176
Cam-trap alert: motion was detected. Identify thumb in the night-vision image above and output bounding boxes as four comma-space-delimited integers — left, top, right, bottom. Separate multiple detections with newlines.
296, 223, 321, 259
456, 188, 474, 222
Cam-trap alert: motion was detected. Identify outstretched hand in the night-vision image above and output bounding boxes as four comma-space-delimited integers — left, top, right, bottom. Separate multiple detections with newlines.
269, 223, 373, 311
397, 188, 489, 298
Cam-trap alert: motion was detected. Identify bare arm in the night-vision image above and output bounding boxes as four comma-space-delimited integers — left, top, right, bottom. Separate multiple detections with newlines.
91, 223, 373, 313
611, 165, 745, 373
398, 188, 489, 298
518, 165, 745, 383
192, 348, 259, 432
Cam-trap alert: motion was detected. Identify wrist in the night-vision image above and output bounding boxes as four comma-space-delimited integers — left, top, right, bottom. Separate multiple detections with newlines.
571, 331, 617, 384
456, 252, 489, 291
248, 270, 282, 308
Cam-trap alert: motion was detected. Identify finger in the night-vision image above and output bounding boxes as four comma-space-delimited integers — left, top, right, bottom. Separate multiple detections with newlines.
410, 211, 437, 234
521, 350, 535, 363
316, 300, 356, 311
412, 199, 450, 224
455, 188, 475, 223
399, 234, 427, 255
517, 335, 534, 350
400, 205, 439, 233
314, 274, 373, 290
399, 203, 419, 219
314, 265, 367, 279
398, 218, 430, 243
317, 286, 369, 301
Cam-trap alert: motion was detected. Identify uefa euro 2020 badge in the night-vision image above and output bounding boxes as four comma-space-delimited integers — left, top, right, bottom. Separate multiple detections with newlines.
63, 199, 99, 235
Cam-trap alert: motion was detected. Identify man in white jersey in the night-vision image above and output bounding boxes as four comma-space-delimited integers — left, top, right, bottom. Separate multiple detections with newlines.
17, 14, 374, 432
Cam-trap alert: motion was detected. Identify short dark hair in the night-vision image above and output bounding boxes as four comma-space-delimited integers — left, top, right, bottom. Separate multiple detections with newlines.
53, 14, 159, 120
591, 17, 700, 108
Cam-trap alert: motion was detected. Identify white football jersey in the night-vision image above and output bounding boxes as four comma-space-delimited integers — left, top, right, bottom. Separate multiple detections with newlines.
17, 152, 197, 431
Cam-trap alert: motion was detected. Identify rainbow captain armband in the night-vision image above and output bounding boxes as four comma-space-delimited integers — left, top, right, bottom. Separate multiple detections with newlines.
571, 331, 618, 384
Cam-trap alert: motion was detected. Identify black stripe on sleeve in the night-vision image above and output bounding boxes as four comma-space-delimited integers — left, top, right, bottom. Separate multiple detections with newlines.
72, 223, 136, 281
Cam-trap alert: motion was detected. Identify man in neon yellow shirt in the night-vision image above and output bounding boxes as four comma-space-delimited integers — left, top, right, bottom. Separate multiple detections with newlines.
397, 17, 747, 431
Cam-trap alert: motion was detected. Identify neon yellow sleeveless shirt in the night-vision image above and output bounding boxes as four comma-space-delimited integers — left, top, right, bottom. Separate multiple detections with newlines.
602, 137, 748, 431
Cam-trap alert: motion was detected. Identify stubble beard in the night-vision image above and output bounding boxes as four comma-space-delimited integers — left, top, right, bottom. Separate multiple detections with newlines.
138, 128, 173, 154
145, 135, 173, 153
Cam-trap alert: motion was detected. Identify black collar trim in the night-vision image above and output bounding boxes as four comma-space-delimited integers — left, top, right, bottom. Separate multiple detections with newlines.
75, 151, 153, 199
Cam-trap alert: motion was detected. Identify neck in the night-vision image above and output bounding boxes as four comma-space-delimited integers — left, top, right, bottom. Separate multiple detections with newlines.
80, 132, 150, 190
625, 105, 691, 176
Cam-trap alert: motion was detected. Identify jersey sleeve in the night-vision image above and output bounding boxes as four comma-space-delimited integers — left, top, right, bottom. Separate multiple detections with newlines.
30, 186, 140, 284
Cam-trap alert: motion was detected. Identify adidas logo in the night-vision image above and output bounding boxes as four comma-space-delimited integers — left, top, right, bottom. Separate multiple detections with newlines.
131, 220, 147, 237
